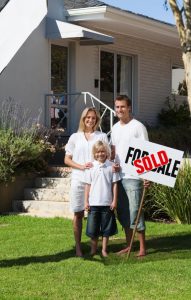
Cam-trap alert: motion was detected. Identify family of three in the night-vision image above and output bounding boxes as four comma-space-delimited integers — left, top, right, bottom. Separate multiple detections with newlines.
64, 95, 149, 258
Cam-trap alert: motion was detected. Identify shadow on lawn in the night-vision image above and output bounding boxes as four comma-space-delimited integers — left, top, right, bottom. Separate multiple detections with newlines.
0, 233, 191, 267
0, 242, 103, 268
106, 232, 191, 264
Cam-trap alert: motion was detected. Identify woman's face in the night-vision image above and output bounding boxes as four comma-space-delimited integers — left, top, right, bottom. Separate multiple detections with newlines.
84, 111, 97, 130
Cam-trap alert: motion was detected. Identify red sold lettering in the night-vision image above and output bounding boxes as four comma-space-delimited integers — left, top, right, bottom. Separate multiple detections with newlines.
134, 150, 169, 174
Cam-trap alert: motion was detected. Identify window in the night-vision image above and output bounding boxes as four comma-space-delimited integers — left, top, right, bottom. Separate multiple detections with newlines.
51, 45, 68, 93
172, 66, 185, 95
100, 51, 133, 108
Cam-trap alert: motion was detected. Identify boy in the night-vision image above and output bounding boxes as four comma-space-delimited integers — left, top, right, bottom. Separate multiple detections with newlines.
85, 141, 120, 257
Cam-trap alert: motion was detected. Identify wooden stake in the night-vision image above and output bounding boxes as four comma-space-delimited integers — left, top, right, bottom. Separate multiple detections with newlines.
127, 187, 146, 259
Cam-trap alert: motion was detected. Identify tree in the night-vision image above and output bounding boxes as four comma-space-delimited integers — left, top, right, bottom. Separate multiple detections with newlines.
165, 0, 191, 113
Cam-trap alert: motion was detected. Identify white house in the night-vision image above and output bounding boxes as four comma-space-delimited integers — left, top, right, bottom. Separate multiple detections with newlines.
0, 0, 184, 135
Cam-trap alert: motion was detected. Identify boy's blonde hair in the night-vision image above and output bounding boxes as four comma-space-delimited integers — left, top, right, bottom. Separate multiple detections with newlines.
78, 107, 100, 132
92, 141, 111, 160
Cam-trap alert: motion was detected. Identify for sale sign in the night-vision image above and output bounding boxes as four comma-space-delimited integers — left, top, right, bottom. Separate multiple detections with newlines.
123, 139, 184, 187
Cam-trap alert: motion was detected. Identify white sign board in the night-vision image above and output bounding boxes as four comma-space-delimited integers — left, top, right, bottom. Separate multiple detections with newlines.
122, 139, 184, 187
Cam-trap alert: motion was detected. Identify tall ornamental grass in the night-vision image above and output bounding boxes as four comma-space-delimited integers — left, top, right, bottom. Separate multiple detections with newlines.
147, 159, 191, 224
0, 99, 51, 183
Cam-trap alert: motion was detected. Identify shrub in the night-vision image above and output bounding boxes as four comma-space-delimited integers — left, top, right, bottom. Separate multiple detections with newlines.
0, 99, 51, 183
158, 95, 191, 128
146, 159, 191, 224
148, 126, 191, 153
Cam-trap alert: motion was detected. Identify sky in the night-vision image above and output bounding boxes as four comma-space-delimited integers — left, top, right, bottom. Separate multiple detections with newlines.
102, 0, 175, 25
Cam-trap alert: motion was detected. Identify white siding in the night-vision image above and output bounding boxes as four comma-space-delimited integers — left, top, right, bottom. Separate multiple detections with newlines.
78, 29, 183, 126
0, 19, 49, 124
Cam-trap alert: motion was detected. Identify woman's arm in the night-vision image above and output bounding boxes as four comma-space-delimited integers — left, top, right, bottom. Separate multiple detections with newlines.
64, 155, 92, 170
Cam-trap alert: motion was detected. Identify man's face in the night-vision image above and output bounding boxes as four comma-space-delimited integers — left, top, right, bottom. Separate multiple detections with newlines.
115, 100, 130, 120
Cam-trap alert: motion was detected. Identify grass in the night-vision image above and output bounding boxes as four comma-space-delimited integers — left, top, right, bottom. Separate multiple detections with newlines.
0, 215, 191, 300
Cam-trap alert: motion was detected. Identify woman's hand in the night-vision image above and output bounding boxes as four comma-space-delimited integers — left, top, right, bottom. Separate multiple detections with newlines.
81, 162, 93, 170
85, 201, 90, 211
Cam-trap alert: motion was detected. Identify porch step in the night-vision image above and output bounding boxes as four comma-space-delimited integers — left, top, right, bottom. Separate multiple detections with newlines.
24, 187, 70, 202
47, 166, 72, 178
12, 171, 72, 219
13, 200, 73, 219
35, 177, 71, 189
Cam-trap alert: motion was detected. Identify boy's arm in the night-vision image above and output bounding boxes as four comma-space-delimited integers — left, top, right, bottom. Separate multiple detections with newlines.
110, 182, 118, 210
85, 183, 91, 211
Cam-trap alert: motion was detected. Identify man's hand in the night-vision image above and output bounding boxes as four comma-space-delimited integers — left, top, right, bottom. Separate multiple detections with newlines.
143, 180, 151, 188
112, 163, 120, 173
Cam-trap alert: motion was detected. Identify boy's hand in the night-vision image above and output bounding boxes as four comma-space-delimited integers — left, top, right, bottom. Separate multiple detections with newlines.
110, 201, 117, 211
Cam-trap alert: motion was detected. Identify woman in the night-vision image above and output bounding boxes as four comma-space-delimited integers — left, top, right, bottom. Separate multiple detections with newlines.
64, 107, 108, 257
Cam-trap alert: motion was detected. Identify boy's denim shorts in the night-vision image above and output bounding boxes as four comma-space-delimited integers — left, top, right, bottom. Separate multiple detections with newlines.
86, 206, 118, 238
117, 179, 145, 231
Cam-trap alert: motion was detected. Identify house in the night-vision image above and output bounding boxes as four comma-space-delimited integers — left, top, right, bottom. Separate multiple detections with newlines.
0, 0, 184, 136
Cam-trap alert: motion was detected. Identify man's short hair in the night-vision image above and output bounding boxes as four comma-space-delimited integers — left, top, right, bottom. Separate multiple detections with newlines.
115, 95, 132, 107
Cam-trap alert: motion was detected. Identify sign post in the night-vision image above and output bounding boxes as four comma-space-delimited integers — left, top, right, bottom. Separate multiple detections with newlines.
123, 139, 184, 259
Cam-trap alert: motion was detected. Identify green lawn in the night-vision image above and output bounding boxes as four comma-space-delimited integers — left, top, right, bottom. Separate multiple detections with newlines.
0, 215, 191, 300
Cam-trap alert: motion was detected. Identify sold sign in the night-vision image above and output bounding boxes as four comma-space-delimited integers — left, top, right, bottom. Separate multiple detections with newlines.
123, 139, 184, 187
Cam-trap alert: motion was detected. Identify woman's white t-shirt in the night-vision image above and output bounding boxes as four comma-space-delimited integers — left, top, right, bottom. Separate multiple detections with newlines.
65, 131, 108, 182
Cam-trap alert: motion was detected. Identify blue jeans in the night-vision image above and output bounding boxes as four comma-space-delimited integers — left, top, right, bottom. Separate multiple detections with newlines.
86, 206, 118, 238
117, 179, 145, 231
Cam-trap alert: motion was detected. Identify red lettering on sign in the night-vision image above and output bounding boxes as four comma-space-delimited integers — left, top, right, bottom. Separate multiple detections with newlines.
134, 150, 169, 174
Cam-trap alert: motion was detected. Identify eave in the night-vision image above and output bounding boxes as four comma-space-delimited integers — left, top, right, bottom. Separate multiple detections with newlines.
66, 6, 180, 48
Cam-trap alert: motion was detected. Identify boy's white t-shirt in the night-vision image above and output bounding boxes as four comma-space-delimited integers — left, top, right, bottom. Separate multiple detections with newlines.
85, 160, 120, 206
111, 119, 148, 179
65, 131, 108, 182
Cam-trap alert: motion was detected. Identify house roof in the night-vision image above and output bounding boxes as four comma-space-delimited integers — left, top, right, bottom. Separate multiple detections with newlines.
64, 0, 105, 10
64, 0, 174, 27
0, 0, 10, 12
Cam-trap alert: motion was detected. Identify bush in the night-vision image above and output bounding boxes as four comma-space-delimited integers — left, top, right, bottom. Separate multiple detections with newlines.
158, 95, 191, 128
145, 159, 191, 224
148, 126, 191, 153
0, 99, 51, 183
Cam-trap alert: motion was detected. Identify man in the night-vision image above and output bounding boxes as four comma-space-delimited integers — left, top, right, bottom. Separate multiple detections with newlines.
111, 95, 149, 257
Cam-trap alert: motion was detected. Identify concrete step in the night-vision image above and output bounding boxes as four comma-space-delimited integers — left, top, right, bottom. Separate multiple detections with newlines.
13, 200, 73, 219
35, 177, 71, 188
47, 166, 72, 178
24, 188, 70, 202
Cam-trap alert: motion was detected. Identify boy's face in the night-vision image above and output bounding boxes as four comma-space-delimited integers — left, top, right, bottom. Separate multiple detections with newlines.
94, 148, 107, 163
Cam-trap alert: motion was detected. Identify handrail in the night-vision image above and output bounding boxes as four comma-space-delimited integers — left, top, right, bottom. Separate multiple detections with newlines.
45, 91, 115, 136
81, 92, 115, 134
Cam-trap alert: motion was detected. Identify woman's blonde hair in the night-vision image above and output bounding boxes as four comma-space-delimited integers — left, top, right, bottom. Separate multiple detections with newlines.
78, 107, 100, 132
92, 141, 111, 160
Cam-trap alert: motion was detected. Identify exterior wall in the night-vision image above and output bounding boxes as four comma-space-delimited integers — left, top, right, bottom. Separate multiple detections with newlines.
100, 33, 182, 125
0, 18, 50, 125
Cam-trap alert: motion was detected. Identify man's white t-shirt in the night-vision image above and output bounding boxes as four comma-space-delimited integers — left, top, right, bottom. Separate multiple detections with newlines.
111, 119, 148, 179
85, 160, 120, 206
65, 131, 108, 182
